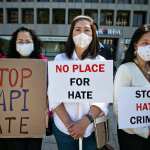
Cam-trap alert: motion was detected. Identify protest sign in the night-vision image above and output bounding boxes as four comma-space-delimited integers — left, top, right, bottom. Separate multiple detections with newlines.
48, 60, 113, 103
118, 87, 150, 128
0, 59, 47, 138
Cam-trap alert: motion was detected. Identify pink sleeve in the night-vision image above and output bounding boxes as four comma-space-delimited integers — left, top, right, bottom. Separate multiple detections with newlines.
38, 54, 48, 62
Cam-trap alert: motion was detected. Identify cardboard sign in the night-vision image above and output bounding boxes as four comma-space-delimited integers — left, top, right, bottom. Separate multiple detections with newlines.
0, 59, 47, 138
48, 60, 113, 103
118, 87, 150, 129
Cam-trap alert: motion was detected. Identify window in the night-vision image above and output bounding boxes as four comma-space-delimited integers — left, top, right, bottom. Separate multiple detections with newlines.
37, 9, 49, 24
68, 9, 81, 24
7, 8, 18, 24
0, 9, 3, 24
52, 0, 65, 2
134, 0, 148, 4
101, 0, 115, 3
6, 0, 18, 2
100, 10, 114, 26
85, 0, 98, 2
84, 9, 98, 24
52, 9, 65, 24
116, 11, 130, 26
22, 9, 34, 24
68, 0, 82, 2
22, 0, 34, 2
133, 11, 146, 26
118, 0, 131, 3
44, 41, 65, 54
37, 0, 49, 1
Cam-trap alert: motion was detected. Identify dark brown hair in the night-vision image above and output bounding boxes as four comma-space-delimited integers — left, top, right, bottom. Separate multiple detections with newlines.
7, 27, 43, 58
65, 15, 100, 59
123, 24, 150, 63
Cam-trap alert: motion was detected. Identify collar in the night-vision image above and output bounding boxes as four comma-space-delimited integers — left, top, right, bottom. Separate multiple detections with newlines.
72, 50, 80, 60
99, 42, 104, 48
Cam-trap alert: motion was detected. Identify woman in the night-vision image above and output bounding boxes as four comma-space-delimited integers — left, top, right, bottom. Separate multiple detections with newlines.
7, 27, 47, 150
50, 15, 108, 150
114, 24, 150, 150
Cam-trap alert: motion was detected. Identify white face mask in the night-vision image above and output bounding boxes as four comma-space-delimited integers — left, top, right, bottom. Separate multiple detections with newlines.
16, 43, 34, 57
73, 33, 92, 49
137, 45, 150, 61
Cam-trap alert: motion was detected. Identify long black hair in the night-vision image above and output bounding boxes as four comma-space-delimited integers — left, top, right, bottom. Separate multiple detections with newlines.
7, 27, 43, 58
123, 24, 150, 63
65, 15, 100, 60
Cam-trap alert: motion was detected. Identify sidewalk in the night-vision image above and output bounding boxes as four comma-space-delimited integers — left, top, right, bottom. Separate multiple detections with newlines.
42, 135, 58, 150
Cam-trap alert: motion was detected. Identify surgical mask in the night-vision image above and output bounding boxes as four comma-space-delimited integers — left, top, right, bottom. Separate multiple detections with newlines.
137, 45, 150, 61
16, 43, 34, 57
73, 33, 92, 49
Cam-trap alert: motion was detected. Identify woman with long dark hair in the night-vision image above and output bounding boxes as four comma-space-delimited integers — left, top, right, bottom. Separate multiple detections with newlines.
7, 27, 47, 150
50, 15, 108, 150
114, 24, 150, 150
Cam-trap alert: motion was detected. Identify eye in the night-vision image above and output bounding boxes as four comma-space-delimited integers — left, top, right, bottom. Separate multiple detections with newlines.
25, 41, 32, 44
85, 29, 91, 32
140, 42, 150, 46
74, 28, 80, 32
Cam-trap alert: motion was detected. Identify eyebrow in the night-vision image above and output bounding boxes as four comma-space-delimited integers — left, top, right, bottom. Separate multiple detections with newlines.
74, 26, 91, 29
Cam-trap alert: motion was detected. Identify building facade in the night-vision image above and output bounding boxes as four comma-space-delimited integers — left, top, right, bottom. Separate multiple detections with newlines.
0, 0, 150, 63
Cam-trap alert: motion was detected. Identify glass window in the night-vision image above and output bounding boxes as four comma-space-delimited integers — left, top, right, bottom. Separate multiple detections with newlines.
52, 9, 65, 24
69, 0, 82, 2
37, 0, 49, 2
134, 0, 148, 4
7, 8, 18, 24
43, 41, 65, 59
44, 41, 65, 54
100, 10, 114, 26
22, 9, 34, 24
116, 11, 130, 26
0, 38, 9, 54
85, 0, 98, 2
37, 9, 49, 24
118, 0, 131, 3
101, 0, 115, 3
52, 0, 65, 2
84, 9, 98, 24
133, 11, 146, 26
68, 9, 81, 24
22, 0, 34, 2
0, 9, 3, 24
6, 0, 18, 2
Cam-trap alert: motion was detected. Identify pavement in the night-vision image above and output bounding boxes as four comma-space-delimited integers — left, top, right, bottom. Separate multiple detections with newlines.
42, 135, 58, 150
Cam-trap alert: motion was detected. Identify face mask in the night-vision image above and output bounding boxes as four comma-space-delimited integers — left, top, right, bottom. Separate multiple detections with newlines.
73, 33, 92, 49
16, 43, 34, 57
137, 45, 150, 61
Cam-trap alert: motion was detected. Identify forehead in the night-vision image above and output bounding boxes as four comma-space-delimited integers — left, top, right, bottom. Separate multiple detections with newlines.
74, 20, 91, 28
17, 31, 32, 40
138, 32, 150, 42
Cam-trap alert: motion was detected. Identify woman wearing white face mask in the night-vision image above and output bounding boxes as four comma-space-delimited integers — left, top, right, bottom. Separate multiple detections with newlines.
50, 15, 108, 150
6, 27, 47, 150
114, 24, 150, 150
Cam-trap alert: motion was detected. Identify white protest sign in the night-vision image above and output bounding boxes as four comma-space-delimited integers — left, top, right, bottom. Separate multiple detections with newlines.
48, 60, 113, 103
118, 87, 150, 129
